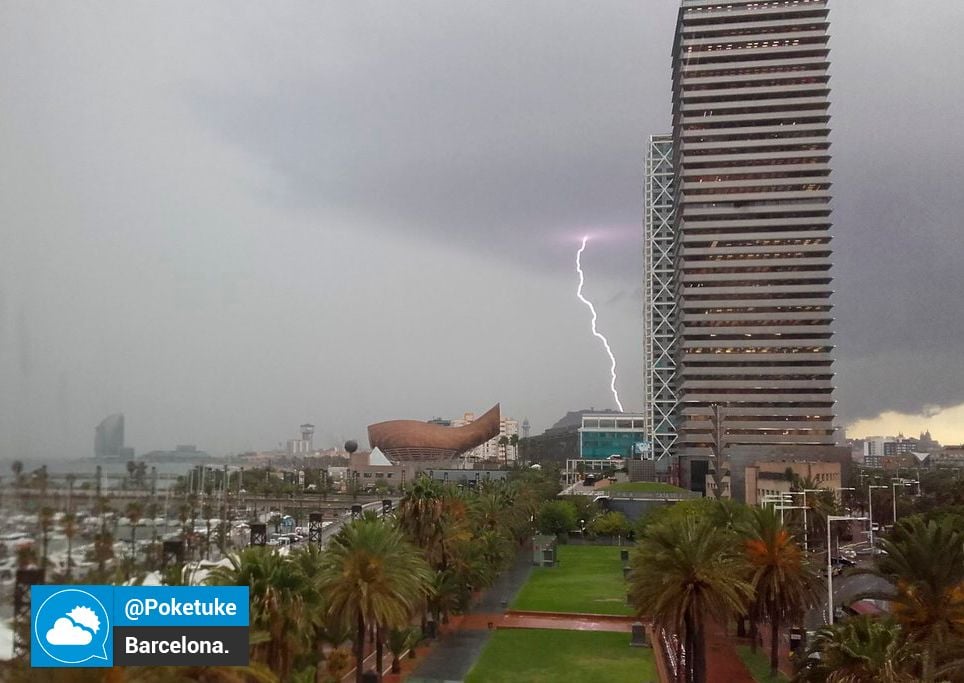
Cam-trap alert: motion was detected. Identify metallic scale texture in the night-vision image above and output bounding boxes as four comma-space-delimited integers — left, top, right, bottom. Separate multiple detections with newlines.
367, 404, 502, 463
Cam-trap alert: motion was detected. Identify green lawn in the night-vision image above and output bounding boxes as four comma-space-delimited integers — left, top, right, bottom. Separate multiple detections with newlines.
605, 481, 689, 494
511, 544, 631, 615
465, 629, 656, 683
737, 645, 790, 683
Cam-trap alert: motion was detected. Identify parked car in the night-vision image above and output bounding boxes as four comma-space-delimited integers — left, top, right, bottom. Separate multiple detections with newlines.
831, 556, 856, 568
855, 546, 887, 556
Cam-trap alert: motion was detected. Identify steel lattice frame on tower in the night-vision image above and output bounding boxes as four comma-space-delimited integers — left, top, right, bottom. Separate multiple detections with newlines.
644, 134, 679, 466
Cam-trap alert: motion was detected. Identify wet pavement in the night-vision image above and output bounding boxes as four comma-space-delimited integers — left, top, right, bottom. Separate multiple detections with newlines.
409, 550, 534, 683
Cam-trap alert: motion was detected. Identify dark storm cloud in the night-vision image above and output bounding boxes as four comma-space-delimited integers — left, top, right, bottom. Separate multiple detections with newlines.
191, 0, 964, 425
189, 0, 667, 275
829, 0, 964, 420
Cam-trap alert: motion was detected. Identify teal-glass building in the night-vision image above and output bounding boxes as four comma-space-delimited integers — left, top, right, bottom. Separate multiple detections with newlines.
579, 414, 650, 460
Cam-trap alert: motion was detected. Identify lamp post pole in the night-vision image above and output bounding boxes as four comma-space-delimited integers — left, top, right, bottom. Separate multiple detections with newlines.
784, 491, 809, 553
775, 503, 810, 553
868, 485, 888, 552
891, 479, 919, 524
833, 486, 856, 507
827, 515, 868, 624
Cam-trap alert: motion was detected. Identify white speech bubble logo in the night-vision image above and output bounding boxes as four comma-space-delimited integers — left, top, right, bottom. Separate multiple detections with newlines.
34, 589, 111, 664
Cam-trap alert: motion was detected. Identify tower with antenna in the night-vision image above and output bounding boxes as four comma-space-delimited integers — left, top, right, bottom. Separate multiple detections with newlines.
522, 418, 530, 440
300, 424, 315, 450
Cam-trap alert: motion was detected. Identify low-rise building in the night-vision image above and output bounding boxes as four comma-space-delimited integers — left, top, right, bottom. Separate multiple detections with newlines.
709, 459, 843, 506
935, 445, 964, 468
346, 448, 417, 491
451, 412, 519, 464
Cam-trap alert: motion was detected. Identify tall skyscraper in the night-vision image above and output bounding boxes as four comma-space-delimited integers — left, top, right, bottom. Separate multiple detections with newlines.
94, 413, 126, 458
646, 0, 842, 492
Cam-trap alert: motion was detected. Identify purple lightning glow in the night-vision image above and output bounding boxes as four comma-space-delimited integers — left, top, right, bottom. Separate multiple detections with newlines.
575, 235, 624, 412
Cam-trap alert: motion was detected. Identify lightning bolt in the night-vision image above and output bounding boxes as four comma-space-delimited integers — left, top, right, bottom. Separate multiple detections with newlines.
576, 236, 624, 412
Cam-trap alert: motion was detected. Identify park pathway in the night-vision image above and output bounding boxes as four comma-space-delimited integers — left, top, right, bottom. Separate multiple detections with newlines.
407, 548, 757, 683
705, 621, 759, 683
407, 550, 533, 683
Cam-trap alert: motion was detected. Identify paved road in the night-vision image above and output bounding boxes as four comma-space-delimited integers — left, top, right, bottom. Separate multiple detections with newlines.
409, 550, 534, 683
804, 569, 893, 630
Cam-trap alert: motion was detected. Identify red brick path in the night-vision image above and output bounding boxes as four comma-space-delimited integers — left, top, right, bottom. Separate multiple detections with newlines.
705, 620, 757, 683
458, 610, 636, 632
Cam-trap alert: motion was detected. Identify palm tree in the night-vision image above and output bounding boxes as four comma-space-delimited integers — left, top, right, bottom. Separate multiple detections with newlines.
3, 661, 110, 683
323, 647, 353, 683
795, 616, 918, 683
123, 661, 278, 683
10, 460, 23, 513
35, 464, 49, 500
145, 501, 160, 569
398, 477, 472, 625
498, 435, 510, 466
428, 569, 461, 626
289, 542, 353, 671
742, 506, 821, 676
629, 513, 753, 683
178, 499, 196, 559
509, 433, 519, 464
87, 496, 114, 580
319, 518, 434, 683
397, 476, 445, 557
471, 489, 504, 531
202, 501, 214, 560
387, 626, 420, 674
853, 517, 964, 682
38, 506, 55, 573
208, 546, 318, 681
791, 475, 837, 548
126, 501, 144, 574
64, 473, 76, 513
134, 461, 148, 488
61, 512, 78, 579
15, 543, 38, 570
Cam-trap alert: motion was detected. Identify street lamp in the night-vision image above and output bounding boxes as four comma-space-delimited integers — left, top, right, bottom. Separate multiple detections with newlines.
868, 485, 888, 552
775, 502, 810, 553
761, 493, 791, 522
834, 486, 856, 511
827, 514, 868, 624
783, 491, 810, 553
891, 478, 919, 524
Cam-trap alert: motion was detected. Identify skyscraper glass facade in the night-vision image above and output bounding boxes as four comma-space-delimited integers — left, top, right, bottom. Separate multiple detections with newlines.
647, 0, 840, 487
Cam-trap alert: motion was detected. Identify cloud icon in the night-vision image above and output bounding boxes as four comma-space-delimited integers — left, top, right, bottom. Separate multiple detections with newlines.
46, 617, 93, 646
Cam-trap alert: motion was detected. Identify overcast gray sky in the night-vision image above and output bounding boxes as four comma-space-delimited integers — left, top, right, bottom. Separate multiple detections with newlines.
2, 0, 963, 460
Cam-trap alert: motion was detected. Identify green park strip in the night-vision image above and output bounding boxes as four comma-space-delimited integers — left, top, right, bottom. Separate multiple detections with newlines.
465, 628, 656, 683
737, 645, 790, 683
511, 544, 632, 616
605, 481, 688, 494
